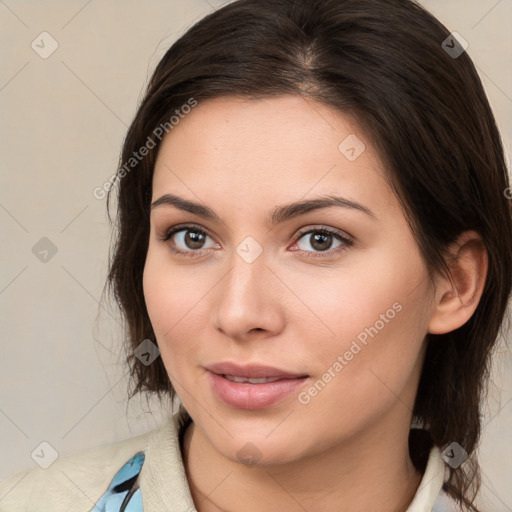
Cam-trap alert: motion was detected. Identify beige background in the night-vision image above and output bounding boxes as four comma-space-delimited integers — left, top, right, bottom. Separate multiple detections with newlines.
0, 0, 511, 509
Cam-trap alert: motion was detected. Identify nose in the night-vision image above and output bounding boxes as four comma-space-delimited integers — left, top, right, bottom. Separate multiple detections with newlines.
212, 247, 286, 343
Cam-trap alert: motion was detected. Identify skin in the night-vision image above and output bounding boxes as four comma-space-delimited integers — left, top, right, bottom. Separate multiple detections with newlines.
143, 95, 488, 512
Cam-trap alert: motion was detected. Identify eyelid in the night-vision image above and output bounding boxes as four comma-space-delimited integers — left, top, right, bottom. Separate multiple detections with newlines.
158, 222, 209, 243
294, 226, 353, 244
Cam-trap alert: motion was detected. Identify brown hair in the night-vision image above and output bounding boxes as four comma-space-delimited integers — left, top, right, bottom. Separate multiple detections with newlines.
105, 0, 512, 509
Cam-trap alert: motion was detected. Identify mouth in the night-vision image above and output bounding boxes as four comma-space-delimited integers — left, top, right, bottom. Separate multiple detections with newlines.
206, 361, 308, 380
205, 362, 309, 410
221, 375, 284, 384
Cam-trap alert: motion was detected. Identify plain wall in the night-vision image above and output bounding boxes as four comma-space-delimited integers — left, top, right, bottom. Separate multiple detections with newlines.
0, 1, 511, 509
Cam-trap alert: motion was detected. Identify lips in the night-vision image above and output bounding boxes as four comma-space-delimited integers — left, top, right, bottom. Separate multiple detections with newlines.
206, 361, 308, 380
205, 361, 309, 409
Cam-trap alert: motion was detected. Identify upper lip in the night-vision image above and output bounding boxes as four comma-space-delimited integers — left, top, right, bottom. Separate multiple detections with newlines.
206, 362, 308, 379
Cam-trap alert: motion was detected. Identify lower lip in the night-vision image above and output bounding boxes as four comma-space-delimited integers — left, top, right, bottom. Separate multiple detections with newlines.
207, 371, 309, 410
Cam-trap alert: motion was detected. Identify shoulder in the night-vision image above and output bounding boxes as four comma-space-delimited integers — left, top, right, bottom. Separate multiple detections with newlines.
0, 427, 154, 512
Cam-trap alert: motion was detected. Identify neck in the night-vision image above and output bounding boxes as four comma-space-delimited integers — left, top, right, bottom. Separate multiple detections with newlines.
182, 413, 423, 512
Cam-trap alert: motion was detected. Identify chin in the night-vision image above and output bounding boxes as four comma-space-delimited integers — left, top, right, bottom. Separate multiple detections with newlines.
201, 418, 309, 467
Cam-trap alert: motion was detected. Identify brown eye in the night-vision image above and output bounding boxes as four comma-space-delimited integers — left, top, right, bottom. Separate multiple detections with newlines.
160, 224, 219, 255
294, 227, 353, 257
182, 230, 207, 250
307, 232, 334, 251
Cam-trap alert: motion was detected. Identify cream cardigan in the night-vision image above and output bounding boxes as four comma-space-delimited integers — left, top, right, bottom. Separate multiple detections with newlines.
0, 409, 460, 511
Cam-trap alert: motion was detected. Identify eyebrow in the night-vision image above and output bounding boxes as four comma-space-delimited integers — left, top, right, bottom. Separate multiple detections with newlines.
150, 193, 376, 225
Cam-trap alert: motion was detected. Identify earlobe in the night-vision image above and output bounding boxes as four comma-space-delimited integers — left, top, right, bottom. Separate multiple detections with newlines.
427, 231, 488, 335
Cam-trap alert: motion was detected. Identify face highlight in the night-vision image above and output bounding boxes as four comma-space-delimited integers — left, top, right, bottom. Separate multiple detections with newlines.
143, 95, 435, 466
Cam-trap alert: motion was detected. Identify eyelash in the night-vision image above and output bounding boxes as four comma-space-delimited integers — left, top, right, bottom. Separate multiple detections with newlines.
158, 223, 353, 259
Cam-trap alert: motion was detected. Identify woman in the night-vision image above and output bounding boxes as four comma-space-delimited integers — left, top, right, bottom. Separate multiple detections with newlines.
1, 0, 510, 510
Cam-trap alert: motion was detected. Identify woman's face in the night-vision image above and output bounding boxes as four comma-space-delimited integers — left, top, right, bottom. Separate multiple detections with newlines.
143, 95, 435, 465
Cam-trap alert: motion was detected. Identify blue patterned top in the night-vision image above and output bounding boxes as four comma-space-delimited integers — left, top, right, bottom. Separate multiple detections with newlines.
89, 452, 145, 512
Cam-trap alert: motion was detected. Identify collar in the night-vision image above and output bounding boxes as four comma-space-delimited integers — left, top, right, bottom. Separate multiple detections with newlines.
406, 444, 451, 511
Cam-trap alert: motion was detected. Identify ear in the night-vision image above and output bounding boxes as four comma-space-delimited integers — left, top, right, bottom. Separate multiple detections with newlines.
428, 230, 488, 335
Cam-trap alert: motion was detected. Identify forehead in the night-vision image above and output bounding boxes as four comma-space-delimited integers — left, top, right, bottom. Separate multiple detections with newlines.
151, 95, 395, 217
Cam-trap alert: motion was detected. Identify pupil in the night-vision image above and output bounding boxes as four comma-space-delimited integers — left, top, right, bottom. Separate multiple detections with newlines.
186, 231, 204, 249
312, 233, 331, 251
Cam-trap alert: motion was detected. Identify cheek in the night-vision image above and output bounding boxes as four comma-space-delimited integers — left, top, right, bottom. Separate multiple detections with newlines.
143, 249, 172, 335
294, 246, 430, 407
143, 245, 192, 330
292, 247, 426, 355
142, 247, 211, 368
